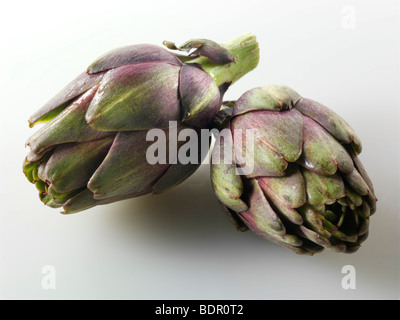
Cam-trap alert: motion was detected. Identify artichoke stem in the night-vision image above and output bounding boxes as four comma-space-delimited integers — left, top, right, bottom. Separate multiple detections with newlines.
191, 33, 260, 87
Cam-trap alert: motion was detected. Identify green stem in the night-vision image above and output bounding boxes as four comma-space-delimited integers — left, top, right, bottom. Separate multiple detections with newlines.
191, 33, 260, 87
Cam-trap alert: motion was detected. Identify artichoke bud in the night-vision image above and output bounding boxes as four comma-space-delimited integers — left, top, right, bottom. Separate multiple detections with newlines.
24, 34, 259, 213
211, 85, 377, 255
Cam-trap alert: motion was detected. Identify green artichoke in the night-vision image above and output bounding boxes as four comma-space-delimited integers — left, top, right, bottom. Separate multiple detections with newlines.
211, 85, 377, 255
24, 34, 259, 213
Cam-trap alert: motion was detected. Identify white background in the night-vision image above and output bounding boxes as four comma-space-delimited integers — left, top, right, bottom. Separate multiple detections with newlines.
0, 0, 399, 299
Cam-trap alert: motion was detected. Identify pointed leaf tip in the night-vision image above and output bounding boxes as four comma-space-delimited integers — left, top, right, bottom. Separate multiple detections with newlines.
164, 38, 234, 65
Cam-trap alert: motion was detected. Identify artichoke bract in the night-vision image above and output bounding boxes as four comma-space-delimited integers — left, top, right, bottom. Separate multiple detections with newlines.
211, 85, 377, 255
24, 34, 259, 213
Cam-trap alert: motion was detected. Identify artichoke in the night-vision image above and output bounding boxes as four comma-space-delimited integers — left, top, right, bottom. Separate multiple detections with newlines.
211, 85, 377, 255
24, 34, 259, 213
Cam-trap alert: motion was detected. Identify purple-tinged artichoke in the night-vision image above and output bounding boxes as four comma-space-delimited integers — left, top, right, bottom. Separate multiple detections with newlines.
24, 34, 259, 213
211, 85, 377, 255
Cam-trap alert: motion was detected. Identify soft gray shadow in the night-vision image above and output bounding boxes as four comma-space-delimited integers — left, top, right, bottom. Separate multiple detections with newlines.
103, 164, 277, 250
102, 165, 399, 299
